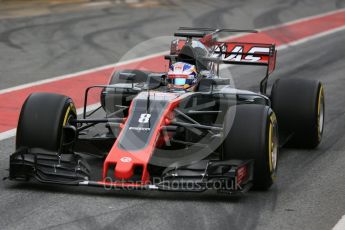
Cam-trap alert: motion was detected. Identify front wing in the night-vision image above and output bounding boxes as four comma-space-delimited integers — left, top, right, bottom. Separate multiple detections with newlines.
8, 147, 253, 195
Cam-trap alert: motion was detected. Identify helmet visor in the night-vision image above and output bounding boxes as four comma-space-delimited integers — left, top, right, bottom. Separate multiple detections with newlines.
167, 77, 195, 86
173, 78, 186, 86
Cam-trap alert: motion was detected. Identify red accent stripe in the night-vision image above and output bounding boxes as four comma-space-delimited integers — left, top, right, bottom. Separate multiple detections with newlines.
1, 10, 345, 133
167, 74, 190, 79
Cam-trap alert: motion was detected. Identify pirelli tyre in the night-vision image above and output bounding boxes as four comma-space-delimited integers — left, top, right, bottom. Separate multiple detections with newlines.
271, 79, 324, 148
16, 93, 77, 152
223, 104, 278, 190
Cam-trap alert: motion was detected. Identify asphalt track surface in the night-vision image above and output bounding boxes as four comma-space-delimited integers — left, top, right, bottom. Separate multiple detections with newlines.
1, 0, 345, 229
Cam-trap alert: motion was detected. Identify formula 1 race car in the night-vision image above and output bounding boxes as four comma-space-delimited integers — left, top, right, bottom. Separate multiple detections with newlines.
8, 27, 325, 194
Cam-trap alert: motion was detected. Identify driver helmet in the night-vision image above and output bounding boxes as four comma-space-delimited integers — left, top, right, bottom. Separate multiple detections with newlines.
167, 62, 198, 89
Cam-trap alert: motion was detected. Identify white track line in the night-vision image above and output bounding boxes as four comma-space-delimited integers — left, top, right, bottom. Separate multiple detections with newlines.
0, 103, 101, 141
0, 129, 16, 141
332, 215, 345, 230
256, 8, 345, 32
76, 102, 101, 115
1, 9, 345, 141
0, 51, 168, 95
277, 25, 345, 50
0, 8, 344, 96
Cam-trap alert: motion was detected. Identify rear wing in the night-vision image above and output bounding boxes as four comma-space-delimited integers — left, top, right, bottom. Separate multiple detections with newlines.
206, 42, 277, 94
173, 27, 277, 94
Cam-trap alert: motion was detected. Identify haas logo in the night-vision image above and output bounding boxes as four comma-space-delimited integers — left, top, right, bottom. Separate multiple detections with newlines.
213, 44, 270, 62
120, 157, 132, 163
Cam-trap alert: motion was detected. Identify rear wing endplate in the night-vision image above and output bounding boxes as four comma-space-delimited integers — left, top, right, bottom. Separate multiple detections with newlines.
206, 42, 277, 94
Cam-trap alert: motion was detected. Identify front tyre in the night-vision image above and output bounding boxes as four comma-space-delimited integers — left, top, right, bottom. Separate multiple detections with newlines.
16, 93, 77, 152
223, 105, 279, 190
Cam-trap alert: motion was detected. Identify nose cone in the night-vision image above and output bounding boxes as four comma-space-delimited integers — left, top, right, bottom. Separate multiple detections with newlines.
114, 157, 134, 180
103, 92, 181, 182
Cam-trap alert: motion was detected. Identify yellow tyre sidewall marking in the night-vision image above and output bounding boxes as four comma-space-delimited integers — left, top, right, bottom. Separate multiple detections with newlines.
63, 106, 71, 126
268, 113, 277, 180
60, 103, 76, 149
63, 103, 76, 126
317, 86, 324, 141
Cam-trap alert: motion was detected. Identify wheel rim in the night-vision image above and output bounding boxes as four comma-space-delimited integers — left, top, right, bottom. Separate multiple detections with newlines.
60, 103, 77, 151
63, 103, 76, 126
269, 114, 278, 174
317, 87, 324, 140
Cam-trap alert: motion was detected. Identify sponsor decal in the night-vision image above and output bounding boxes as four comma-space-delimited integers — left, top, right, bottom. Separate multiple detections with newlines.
120, 157, 132, 163
213, 44, 270, 62
129, 127, 151, 131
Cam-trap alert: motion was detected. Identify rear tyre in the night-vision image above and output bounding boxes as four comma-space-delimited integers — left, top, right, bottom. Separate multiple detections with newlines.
16, 93, 77, 152
101, 69, 150, 113
223, 104, 278, 190
271, 79, 324, 148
